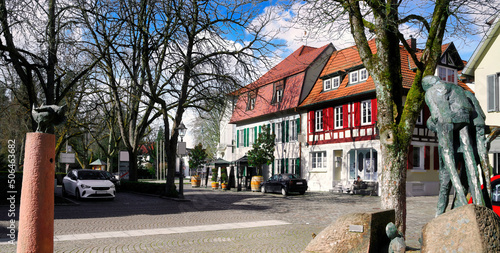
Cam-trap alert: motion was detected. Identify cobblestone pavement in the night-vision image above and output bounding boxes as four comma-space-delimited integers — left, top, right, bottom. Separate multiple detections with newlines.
0, 185, 440, 252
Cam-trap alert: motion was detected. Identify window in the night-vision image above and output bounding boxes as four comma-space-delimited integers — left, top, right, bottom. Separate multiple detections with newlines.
348, 149, 378, 181
311, 152, 327, 170
276, 159, 282, 173
334, 106, 343, 129
416, 110, 423, 125
487, 74, 500, 112
273, 81, 284, 103
323, 79, 331, 91
290, 120, 298, 141
290, 158, 300, 176
315, 110, 323, 131
249, 128, 254, 145
349, 68, 369, 84
350, 71, 359, 84
332, 76, 340, 89
247, 90, 257, 110
437, 66, 456, 83
360, 68, 368, 81
361, 100, 372, 125
412, 146, 423, 169
276, 122, 282, 142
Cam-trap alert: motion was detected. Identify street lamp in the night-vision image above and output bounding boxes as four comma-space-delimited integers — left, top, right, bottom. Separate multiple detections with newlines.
176, 122, 187, 198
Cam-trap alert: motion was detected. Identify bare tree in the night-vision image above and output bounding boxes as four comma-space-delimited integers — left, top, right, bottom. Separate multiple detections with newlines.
0, 0, 100, 134
295, 0, 499, 233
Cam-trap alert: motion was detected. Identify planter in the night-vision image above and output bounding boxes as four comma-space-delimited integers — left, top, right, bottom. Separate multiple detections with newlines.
191, 176, 201, 187
211, 182, 219, 189
221, 183, 228, 190
251, 176, 263, 192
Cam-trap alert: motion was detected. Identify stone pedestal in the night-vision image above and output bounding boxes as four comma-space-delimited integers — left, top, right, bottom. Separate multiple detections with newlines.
421, 204, 500, 252
303, 209, 394, 253
17, 133, 55, 253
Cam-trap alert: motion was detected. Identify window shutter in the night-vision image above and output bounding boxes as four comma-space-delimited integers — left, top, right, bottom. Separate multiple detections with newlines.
308, 111, 315, 133
237, 130, 240, 148
424, 146, 430, 170
254, 126, 257, 143
342, 104, 348, 129
371, 98, 377, 124
296, 118, 301, 135
247, 128, 250, 147
272, 123, 275, 137
285, 120, 289, 142
267, 124, 270, 134
353, 102, 360, 127
285, 158, 289, 173
487, 74, 498, 112
243, 129, 246, 147
259, 125, 261, 134
407, 145, 413, 170
323, 108, 332, 130
434, 147, 439, 170
272, 160, 275, 176
281, 158, 285, 174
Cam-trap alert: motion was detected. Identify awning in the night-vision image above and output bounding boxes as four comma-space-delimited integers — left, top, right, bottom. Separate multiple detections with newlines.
89, 159, 107, 166
209, 158, 230, 166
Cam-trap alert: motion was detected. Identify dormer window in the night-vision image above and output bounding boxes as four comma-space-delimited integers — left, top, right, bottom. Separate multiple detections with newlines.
437, 66, 456, 83
247, 90, 257, 110
323, 76, 341, 91
273, 80, 284, 104
349, 68, 368, 84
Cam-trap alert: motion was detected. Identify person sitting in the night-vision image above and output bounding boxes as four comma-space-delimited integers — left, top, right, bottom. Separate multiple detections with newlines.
351, 176, 363, 194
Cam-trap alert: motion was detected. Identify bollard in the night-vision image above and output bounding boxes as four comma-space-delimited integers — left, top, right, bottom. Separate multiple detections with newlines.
17, 132, 55, 253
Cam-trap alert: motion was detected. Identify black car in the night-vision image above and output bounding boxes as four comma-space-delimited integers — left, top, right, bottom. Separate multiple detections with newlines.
260, 173, 308, 196
100, 170, 120, 188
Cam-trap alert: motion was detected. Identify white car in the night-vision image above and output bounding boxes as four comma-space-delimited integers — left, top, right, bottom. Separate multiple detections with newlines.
62, 169, 116, 200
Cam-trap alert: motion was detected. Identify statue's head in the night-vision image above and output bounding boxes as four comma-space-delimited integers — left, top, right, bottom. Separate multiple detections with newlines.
422, 75, 441, 91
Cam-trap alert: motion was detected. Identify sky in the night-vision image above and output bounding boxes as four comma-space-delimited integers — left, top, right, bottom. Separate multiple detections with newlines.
182, 0, 498, 148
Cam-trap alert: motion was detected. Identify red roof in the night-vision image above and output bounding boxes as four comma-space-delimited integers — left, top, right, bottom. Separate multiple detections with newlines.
230, 44, 333, 123
300, 40, 471, 107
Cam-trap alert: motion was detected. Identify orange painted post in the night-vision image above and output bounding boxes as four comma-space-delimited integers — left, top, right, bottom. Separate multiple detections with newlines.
17, 133, 55, 253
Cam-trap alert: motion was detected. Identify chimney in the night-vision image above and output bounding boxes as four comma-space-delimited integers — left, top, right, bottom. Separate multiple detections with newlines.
406, 36, 416, 51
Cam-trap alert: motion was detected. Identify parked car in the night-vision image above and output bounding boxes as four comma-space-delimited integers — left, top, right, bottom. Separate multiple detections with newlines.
100, 170, 120, 188
260, 173, 308, 196
62, 169, 116, 200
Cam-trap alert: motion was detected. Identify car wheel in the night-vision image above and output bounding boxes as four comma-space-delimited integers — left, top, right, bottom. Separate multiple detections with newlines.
62, 185, 67, 197
281, 187, 288, 196
261, 185, 266, 193
299, 191, 305, 195
75, 188, 81, 200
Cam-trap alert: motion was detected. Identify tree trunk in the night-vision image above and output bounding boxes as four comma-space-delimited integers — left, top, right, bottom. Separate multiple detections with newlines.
128, 149, 138, 181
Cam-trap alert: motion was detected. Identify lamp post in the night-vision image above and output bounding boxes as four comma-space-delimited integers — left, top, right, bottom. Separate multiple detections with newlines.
177, 123, 187, 198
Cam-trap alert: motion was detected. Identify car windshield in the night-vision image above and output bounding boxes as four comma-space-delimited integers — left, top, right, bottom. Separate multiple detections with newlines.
285, 174, 299, 179
78, 171, 106, 180
100, 171, 112, 179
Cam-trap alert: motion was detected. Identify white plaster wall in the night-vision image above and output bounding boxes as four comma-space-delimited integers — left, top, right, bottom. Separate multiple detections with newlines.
474, 31, 500, 126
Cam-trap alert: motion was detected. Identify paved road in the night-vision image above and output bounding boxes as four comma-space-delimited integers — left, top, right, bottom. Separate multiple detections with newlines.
0, 185, 439, 252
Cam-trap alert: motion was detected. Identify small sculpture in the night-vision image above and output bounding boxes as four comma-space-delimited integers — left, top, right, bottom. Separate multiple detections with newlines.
386, 222, 405, 253
32, 104, 66, 133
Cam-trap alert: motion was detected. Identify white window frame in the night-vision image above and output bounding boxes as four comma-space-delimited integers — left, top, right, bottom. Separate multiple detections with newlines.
360, 68, 368, 81
311, 151, 327, 170
290, 119, 298, 142
276, 122, 282, 143
275, 88, 283, 103
315, 110, 323, 132
332, 76, 340, 89
323, 79, 331, 91
276, 159, 282, 172
412, 146, 424, 170
361, 100, 372, 125
487, 74, 500, 112
248, 97, 256, 110
334, 106, 343, 129
349, 71, 359, 84
290, 158, 299, 175
437, 66, 456, 84
239, 129, 244, 147
249, 128, 254, 145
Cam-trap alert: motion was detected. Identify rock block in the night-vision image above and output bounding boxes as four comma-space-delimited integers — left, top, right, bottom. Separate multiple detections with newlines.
303, 209, 394, 253
421, 204, 500, 252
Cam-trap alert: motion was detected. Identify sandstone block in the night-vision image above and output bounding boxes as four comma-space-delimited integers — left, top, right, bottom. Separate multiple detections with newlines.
421, 204, 500, 252
303, 209, 394, 253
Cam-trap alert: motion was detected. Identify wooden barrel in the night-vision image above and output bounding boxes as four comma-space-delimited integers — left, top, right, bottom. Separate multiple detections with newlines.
251, 176, 263, 192
211, 182, 219, 189
191, 176, 201, 187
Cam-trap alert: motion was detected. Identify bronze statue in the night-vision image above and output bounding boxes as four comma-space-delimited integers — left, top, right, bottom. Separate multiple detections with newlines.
423, 76, 486, 215
32, 104, 66, 133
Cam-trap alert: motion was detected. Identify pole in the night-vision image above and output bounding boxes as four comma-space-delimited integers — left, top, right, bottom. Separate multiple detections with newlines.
17, 133, 55, 252
179, 155, 184, 198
